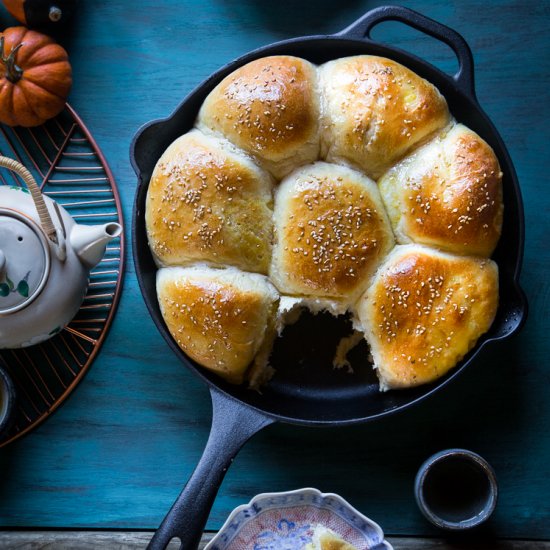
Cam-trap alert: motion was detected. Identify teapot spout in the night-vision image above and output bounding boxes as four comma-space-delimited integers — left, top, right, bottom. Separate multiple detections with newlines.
70, 222, 122, 269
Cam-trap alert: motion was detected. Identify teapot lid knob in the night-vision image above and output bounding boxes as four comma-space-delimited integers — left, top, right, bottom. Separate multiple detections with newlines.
0, 208, 51, 315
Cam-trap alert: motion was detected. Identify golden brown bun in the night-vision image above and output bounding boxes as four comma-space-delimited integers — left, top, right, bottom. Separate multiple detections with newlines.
197, 55, 320, 179
270, 162, 394, 306
356, 244, 499, 390
147, 55, 502, 391
319, 55, 451, 180
156, 266, 279, 384
379, 123, 503, 257
146, 130, 274, 274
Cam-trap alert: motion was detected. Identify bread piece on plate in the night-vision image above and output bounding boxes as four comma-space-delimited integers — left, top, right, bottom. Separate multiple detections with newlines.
146, 129, 274, 274
197, 55, 320, 180
319, 55, 451, 180
356, 244, 499, 390
270, 162, 394, 310
303, 525, 358, 550
157, 265, 279, 384
379, 123, 503, 257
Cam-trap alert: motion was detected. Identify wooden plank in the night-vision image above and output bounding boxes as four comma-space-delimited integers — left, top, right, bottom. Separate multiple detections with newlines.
1, 532, 550, 550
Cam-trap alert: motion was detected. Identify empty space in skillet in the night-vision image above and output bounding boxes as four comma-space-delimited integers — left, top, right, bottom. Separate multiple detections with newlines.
132, 38, 524, 425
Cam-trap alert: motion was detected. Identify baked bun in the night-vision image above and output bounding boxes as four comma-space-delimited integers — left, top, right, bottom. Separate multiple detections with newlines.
319, 55, 451, 180
197, 55, 320, 179
156, 266, 279, 384
356, 244, 499, 390
147, 54, 503, 392
379, 123, 503, 257
146, 129, 274, 274
270, 162, 394, 307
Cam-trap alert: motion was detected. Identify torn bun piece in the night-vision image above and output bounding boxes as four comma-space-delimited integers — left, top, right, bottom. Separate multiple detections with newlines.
197, 55, 320, 180
146, 129, 274, 274
270, 161, 395, 310
156, 265, 279, 385
379, 123, 503, 257
356, 244, 499, 390
303, 524, 358, 550
319, 55, 451, 180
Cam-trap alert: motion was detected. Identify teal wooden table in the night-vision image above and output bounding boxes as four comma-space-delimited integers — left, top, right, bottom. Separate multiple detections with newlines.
0, 0, 549, 546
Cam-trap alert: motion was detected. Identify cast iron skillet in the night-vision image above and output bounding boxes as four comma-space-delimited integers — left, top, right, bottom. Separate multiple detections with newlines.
131, 6, 527, 549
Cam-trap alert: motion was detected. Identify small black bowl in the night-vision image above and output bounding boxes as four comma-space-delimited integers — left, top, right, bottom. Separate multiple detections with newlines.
0, 365, 16, 439
415, 449, 498, 530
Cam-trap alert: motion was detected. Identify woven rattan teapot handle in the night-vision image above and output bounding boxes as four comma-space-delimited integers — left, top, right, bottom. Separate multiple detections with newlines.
0, 155, 58, 243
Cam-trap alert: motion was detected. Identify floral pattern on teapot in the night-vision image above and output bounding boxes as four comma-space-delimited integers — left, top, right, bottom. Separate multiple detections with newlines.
0, 271, 30, 298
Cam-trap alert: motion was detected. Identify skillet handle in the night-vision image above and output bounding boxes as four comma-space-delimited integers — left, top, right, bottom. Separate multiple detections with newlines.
337, 5, 476, 99
147, 387, 274, 550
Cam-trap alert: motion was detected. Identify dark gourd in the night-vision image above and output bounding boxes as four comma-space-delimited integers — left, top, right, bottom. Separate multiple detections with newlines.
2, 0, 76, 33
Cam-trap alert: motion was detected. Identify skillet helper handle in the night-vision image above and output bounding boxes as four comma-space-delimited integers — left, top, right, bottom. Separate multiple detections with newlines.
337, 5, 476, 99
147, 387, 274, 550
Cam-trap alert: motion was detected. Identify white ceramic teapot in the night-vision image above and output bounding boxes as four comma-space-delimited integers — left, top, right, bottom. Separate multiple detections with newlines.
0, 156, 122, 348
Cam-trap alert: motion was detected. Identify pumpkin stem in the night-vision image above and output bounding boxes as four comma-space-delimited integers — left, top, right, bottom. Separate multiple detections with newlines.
0, 37, 24, 84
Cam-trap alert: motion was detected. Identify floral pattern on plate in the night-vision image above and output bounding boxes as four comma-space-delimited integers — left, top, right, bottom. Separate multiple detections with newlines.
254, 518, 311, 550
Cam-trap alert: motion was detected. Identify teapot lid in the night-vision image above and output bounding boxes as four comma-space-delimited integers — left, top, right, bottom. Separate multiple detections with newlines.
0, 208, 51, 315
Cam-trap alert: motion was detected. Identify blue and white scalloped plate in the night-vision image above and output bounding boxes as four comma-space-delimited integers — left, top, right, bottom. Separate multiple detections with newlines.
205, 488, 392, 550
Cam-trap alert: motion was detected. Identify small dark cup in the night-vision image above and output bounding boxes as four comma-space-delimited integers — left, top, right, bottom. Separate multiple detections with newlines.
415, 449, 498, 530
0, 365, 16, 439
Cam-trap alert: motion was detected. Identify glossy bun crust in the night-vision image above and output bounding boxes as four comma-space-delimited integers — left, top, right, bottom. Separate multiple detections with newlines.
270, 162, 394, 305
147, 54, 503, 390
320, 55, 451, 180
198, 55, 320, 179
356, 245, 499, 390
157, 266, 279, 384
379, 124, 503, 256
146, 130, 273, 274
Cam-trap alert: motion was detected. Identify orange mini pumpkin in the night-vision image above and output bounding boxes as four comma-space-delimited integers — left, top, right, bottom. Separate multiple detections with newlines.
0, 26, 72, 127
